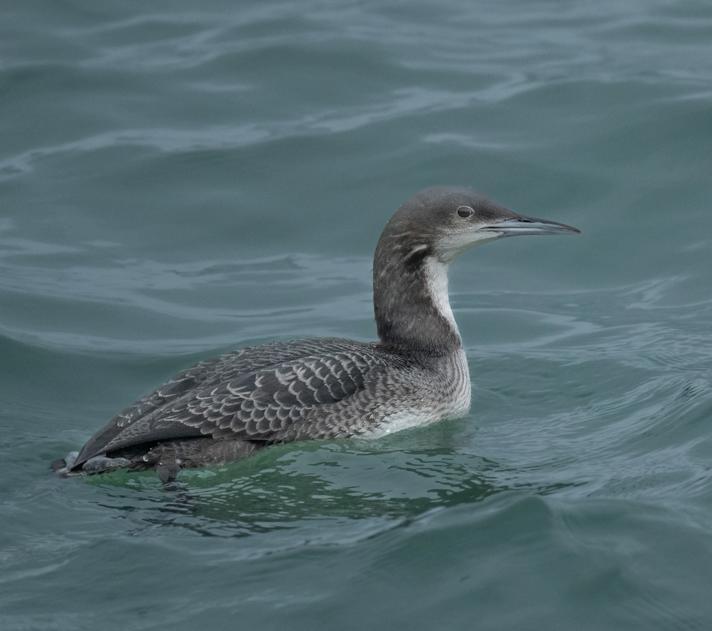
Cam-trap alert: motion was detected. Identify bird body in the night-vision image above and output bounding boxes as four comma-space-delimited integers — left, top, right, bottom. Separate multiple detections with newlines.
54, 186, 578, 479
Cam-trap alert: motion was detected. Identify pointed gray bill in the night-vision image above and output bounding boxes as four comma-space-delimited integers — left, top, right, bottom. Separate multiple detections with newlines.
481, 214, 581, 237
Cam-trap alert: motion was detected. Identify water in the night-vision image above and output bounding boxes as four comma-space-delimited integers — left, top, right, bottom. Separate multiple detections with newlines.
2, 0, 712, 628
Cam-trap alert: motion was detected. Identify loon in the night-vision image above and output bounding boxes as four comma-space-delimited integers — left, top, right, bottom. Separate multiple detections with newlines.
53, 186, 579, 480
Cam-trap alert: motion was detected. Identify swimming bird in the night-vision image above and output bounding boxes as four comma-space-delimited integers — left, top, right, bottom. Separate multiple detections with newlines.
53, 186, 579, 480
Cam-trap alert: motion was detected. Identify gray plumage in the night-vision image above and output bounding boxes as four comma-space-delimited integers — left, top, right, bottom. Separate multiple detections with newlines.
54, 186, 578, 479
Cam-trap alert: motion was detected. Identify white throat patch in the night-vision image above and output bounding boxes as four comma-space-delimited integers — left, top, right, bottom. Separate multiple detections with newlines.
423, 257, 459, 334
436, 229, 500, 262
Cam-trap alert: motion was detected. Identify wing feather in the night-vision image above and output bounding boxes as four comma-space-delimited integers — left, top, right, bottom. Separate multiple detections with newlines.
72, 339, 390, 469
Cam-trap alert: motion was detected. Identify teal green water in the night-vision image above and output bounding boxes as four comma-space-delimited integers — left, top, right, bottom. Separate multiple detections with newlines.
3, 1, 712, 628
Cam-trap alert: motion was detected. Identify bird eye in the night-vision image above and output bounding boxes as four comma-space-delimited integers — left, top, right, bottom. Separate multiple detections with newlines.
457, 206, 474, 218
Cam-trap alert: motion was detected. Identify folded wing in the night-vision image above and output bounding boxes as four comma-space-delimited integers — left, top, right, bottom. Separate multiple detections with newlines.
71, 339, 386, 469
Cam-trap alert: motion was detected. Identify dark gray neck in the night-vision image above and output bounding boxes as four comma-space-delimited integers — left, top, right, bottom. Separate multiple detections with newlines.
373, 233, 462, 355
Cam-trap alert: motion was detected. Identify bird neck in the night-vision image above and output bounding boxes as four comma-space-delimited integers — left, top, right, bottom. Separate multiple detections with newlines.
373, 236, 462, 355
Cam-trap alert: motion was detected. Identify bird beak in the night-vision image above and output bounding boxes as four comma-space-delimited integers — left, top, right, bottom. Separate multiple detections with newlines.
480, 212, 581, 237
